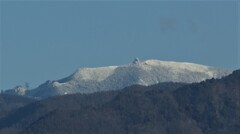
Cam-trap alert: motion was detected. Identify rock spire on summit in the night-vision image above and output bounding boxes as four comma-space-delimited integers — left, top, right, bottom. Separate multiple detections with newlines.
132, 58, 140, 64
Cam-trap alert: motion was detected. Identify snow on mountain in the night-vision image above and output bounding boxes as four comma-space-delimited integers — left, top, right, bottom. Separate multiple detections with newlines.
4, 85, 28, 96
29, 59, 231, 98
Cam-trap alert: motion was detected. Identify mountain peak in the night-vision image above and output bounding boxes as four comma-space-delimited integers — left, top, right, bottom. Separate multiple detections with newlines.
4, 85, 27, 96
20, 59, 232, 98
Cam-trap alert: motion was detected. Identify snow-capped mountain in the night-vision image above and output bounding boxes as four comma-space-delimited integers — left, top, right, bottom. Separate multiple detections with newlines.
27, 59, 231, 98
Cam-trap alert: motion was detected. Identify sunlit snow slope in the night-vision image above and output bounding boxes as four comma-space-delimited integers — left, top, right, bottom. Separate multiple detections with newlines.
29, 59, 231, 98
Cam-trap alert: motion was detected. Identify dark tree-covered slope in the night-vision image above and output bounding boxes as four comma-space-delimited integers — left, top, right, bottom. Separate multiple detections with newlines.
0, 94, 35, 119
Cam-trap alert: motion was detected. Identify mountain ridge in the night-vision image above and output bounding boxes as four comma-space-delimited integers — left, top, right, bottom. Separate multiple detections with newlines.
0, 69, 239, 134
5, 59, 232, 98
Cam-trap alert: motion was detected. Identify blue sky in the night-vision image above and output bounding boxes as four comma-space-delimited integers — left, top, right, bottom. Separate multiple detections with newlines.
0, 1, 239, 90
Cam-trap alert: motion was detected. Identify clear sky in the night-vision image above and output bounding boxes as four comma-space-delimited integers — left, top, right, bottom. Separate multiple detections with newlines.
0, 1, 239, 90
